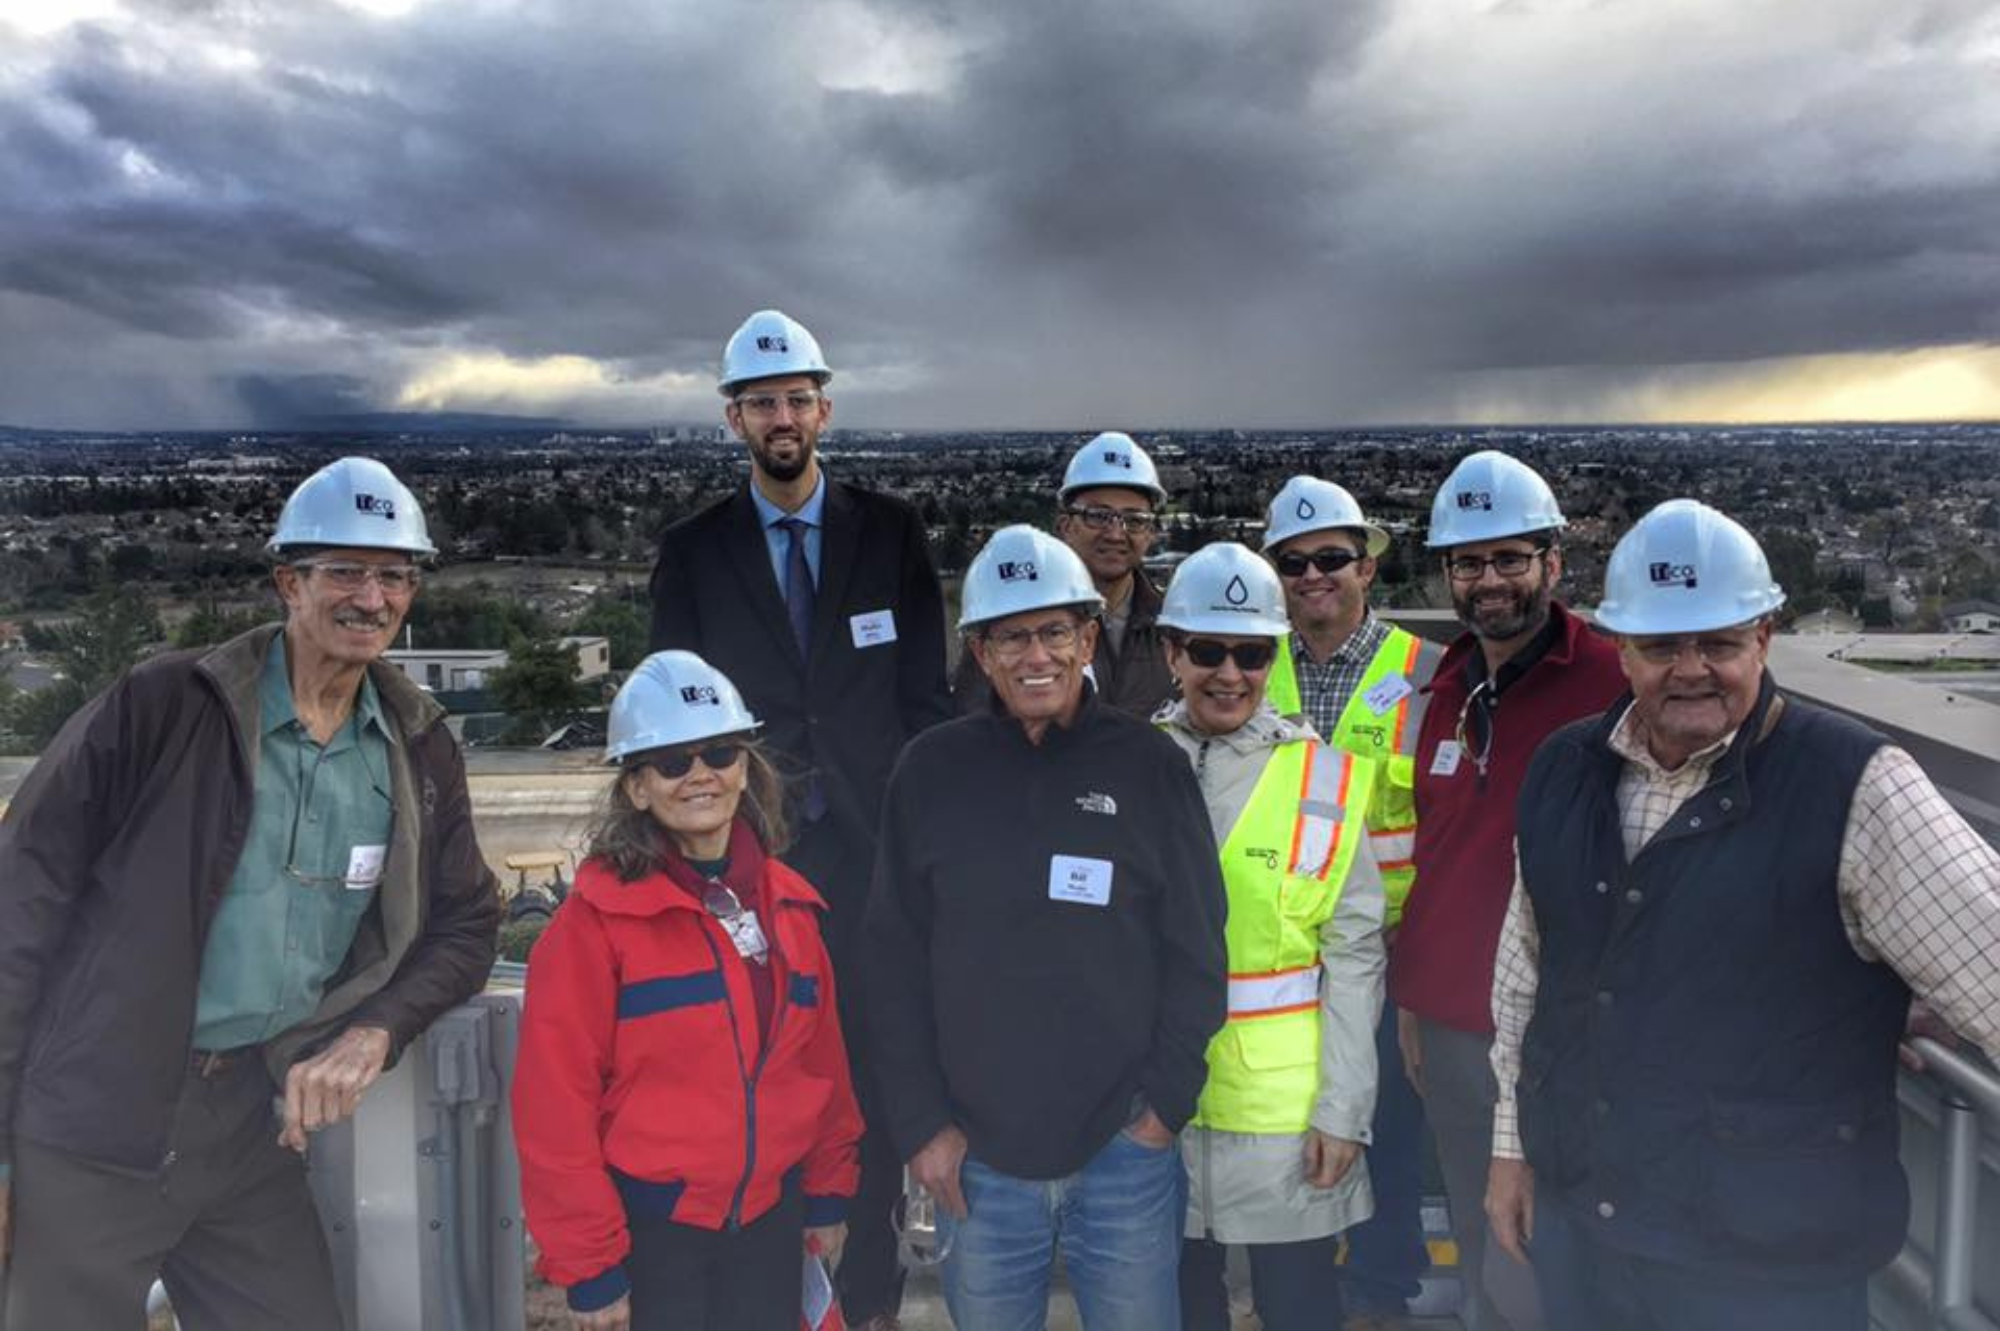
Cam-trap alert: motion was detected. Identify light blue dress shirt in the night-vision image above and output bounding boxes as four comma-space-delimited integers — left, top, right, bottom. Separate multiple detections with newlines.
749, 473, 826, 592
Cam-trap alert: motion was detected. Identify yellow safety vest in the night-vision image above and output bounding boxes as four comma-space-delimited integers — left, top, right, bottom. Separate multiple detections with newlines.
1190, 737, 1373, 1135
1266, 626, 1439, 926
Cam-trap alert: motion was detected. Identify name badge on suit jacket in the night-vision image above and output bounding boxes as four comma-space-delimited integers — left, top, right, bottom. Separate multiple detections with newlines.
850, 609, 898, 648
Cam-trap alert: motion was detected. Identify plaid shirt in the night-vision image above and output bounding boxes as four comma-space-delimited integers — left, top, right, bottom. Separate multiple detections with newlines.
1290, 613, 1392, 739
1490, 700, 2000, 1158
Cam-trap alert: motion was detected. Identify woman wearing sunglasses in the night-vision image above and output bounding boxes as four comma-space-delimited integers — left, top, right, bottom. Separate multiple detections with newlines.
1156, 544, 1388, 1331
513, 651, 862, 1331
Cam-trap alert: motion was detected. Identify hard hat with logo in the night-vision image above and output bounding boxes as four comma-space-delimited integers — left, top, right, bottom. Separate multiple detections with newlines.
1425, 450, 1566, 549
958, 524, 1105, 632
1158, 542, 1291, 638
1261, 476, 1390, 556
718, 309, 833, 395
1595, 499, 1785, 635
268, 456, 436, 556
1059, 432, 1167, 505
605, 650, 762, 764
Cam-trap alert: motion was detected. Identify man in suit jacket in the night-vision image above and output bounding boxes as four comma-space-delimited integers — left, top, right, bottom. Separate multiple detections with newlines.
649, 308, 953, 1331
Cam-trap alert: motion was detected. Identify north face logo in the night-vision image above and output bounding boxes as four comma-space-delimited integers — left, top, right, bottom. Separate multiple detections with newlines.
1456, 491, 1493, 511
996, 560, 1039, 582
354, 493, 396, 520
755, 335, 789, 353
1649, 561, 1698, 588
679, 685, 720, 705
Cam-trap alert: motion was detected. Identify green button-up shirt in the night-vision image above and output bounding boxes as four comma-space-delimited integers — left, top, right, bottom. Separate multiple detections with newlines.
192, 637, 394, 1049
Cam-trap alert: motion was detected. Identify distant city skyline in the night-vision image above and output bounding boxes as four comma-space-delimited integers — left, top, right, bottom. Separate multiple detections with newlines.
3, 0, 1998, 431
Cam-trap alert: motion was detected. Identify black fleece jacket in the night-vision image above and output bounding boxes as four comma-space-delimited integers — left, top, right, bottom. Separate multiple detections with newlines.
863, 687, 1228, 1180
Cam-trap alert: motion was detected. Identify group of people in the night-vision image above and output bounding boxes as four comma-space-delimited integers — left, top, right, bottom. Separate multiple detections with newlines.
0, 307, 1994, 1331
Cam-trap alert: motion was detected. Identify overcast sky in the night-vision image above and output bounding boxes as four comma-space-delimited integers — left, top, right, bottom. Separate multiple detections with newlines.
3, 0, 1998, 430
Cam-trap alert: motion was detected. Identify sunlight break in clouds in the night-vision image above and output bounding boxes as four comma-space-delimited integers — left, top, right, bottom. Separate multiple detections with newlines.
393, 351, 710, 420
1644, 345, 2000, 424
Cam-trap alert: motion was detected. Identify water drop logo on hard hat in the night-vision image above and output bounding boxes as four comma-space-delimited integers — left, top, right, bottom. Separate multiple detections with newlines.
996, 561, 1039, 582
1295, 498, 1317, 520
1649, 561, 1698, 589
1456, 490, 1494, 512
1225, 575, 1250, 606
355, 493, 396, 521
680, 685, 720, 706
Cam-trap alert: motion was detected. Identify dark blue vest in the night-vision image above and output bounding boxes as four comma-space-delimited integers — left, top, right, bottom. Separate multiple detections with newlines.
1515, 676, 1909, 1280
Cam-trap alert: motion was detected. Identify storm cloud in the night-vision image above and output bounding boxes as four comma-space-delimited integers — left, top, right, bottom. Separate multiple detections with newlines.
1, 0, 1996, 429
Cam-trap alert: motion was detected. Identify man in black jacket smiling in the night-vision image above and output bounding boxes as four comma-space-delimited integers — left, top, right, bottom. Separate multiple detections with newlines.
866, 524, 1228, 1331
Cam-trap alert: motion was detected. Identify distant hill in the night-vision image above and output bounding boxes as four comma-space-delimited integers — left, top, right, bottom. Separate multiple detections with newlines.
286, 411, 568, 433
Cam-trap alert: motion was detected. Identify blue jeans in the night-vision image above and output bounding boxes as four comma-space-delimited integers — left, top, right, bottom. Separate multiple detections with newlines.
1342, 1000, 1431, 1312
941, 1129, 1186, 1331
1530, 1195, 1867, 1331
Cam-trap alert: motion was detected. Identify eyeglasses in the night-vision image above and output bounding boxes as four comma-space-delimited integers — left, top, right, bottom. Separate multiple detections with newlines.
701, 881, 768, 963
1454, 678, 1496, 778
734, 390, 826, 418
1443, 548, 1546, 582
294, 560, 422, 594
1064, 505, 1160, 535
283, 750, 376, 889
639, 744, 745, 780
1272, 547, 1363, 579
1179, 638, 1277, 671
983, 620, 1080, 661
1626, 634, 1758, 667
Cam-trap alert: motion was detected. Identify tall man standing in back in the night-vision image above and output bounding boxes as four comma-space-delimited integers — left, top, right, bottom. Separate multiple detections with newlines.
1260, 476, 1442, 1330
649, 309, 953, 1330
0, 458, 499, 1329
952, 432, 1175, 719
1389, 452, 1625, 1331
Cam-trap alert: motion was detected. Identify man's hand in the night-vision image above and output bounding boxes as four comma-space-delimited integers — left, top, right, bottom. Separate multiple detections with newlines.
911, 1125, 970, 1220
279, 1025, 393, 1152
1486, 1156, 1535, 1264
1302, 1131, 1361, 1189
1899, 1000, 1964, 1074
805, 1221, 847, 1271
1123, 1107, 1174, 1150
571, 1293, 630, 1329
1397, 1008, 1425, 1098
1, 1178, 11, 1263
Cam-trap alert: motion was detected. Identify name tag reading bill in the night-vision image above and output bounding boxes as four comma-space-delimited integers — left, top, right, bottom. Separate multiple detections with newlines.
1049, 855, 1114, 908
346, 843, 387, 891
1363, 673, 1413, 715
850, 609, 898, 648
1429, 741, 1463, 778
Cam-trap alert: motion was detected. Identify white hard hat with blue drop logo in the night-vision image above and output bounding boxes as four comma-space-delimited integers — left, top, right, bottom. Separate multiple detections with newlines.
1158, 543, 1291, 638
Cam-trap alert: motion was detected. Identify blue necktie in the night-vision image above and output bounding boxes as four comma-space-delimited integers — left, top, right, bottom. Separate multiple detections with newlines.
777, 517, 828, 821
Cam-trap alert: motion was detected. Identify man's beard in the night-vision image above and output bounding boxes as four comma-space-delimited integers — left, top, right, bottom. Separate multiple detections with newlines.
751, 431, 812, 483
1454, 578, 1552, 642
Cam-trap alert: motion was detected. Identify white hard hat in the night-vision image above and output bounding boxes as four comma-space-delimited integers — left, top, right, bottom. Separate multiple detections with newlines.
268, 457, 436, 556
605, 651, 762, 764
1595, 499, 1785, 635
1426, 451, 1566, 549
959, 524, 1104, 632
1158, 542, 1290, 638
1059, 432, 1166, 505
1261, 476, 1389, 556
718, 309, 833, 395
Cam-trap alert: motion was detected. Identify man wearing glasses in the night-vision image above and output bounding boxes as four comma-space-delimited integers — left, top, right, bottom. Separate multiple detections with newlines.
1257, 475, 1441, 1331
1388, 452, 1623, 1331
1487, 501, 1998, 1330
0, 457, 499, 1329
649, 309, 952, 1330
951, 432, 1175, 719
867, 524, 1227, 1331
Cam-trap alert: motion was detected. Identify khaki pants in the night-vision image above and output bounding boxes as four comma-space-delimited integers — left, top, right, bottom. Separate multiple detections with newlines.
2, 1056, 344, 1331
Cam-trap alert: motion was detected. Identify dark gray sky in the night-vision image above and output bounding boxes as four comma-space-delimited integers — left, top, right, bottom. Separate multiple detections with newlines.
3, 0, 1998, 430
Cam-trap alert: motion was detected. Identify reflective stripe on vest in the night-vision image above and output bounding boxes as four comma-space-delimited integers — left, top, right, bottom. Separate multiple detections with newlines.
1195, 737, 1373, 1134
1228, 963, 1322, 1019
1325, 628, 1442, 926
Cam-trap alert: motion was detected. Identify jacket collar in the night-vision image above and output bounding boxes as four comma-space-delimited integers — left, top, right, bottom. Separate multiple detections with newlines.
1156, 699, 1313, 755
577, 816, 827, 917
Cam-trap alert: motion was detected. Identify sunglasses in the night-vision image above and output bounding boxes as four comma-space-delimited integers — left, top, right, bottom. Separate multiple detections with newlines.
639, 743, 745, 779
1272, 547, 1362, 578
1180, 638, 1278, 671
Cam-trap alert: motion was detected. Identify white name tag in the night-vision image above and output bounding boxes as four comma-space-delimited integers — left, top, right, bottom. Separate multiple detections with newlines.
1363, 673, 1413, 715
849, 609, 898, 648
346, 843, 387, 890
1048, 855, 1114, 907
1429, 741, 1463, 778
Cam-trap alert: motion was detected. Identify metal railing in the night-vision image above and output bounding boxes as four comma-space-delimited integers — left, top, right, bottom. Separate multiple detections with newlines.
1878, 1040, 2000, 1331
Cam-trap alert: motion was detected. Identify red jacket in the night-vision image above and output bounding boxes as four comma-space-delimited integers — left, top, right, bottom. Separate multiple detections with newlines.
1389, 602, 1626, 1034
513, 822, 862, 1311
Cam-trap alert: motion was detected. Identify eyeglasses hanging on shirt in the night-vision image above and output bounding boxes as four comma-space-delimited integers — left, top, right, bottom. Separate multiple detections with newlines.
702, 880, 769, 964
1455, 677, 1498, 780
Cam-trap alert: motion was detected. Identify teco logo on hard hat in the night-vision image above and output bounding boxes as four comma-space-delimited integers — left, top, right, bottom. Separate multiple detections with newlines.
755, 335, 789, 353
996, 560, 1039, 582
1648, 561, 1698, 589
1456, 491, 1494, 512
1104, 451, 1131, 467
354, 493, 397, 520
679, 685, 720, 705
